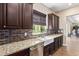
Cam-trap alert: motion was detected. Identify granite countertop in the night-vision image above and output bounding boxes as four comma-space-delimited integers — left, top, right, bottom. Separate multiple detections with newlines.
46, 34, 63, 39
0, 37, 44, 56
0, 34, 63, 56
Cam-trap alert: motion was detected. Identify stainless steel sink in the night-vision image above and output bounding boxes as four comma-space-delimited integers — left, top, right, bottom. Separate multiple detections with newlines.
40, 36, 54, 46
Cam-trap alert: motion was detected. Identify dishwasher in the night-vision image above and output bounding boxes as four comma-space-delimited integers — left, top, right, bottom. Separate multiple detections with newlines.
30, 42, 44, 56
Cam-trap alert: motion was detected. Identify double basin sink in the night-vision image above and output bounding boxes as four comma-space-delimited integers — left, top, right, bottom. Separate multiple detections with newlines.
39, 36, 54, 46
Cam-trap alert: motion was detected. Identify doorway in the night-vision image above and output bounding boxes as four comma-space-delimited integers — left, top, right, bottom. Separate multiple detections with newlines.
67, 14, 79, 38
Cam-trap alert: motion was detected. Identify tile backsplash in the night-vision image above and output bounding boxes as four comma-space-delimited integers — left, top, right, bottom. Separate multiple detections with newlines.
0, 29, 32, 45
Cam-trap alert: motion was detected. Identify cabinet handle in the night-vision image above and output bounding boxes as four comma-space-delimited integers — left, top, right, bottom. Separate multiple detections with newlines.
3, 25, 6, 28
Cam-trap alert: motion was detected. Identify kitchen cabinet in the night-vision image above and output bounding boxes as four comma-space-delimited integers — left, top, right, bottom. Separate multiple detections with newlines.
30, 43, 43, 56
22, 4, 33, 29
54, 38, 59, 51
33, 13, 40, 25
54, 15, 59, 34
8, 48, 30, 56
49, 43, 55, 55
48, 14, 53, 30
54, 36, 63, 52
0, 4, 3, 29
0, 3, 33, 29
33, 10, 46, 25
4, 3, 22, 29
43, 42, 54, 56
43, 44, 49, 56
59, 36, 63, 47
40, 15, 46, 25
48, 14, 59, 34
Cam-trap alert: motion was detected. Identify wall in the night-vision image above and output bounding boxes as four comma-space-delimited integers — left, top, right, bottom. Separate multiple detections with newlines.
56, 5, 79, 45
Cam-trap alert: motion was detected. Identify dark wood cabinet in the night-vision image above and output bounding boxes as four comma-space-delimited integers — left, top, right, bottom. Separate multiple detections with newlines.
48, 14, 53, 29
33, 13, 40, 25
40, 15, 46, 25
54, 15, 59, 34
59, 36, 63, 47
43, 42, 54, 56
0, 3, 33, 29
8, 48, 30, 56
33, 10, 46, 25
23, 4, 33, 29
49, 43, 55, 55
54, 38, 59, 51
43, 36, 63, 56
43, 44, 50, 56
48, 14, 59, 34
0, 4, 3, 29
5, 3, 22, 29
54, 36, 63, 52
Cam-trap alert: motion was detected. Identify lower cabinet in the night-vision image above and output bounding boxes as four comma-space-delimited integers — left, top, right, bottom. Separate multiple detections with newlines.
8, 48, 30, 56
54, 38, 59, 51
43, 42, 54, 56
60, 36, 63, 47
49, 43, 55, 55
8, 36, 63, 56
43, 35, 63, 56
54, 36, 63, 52
43, 44, 49, 56
30, 43, 43, 56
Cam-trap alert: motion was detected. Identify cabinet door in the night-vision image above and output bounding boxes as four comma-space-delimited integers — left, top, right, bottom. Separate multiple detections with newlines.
58, 37, 61, 48
4, 3, 22, 29
33, 13, 40, 25
40, 16, 46, 25
54, 15, 59, 33
8, 48, 30, 56
43, 45, 49, 56
23, 4, 33, 29
0, 4, 3, 29
48, 14, 53, 29
54, 38, 59, 51
54, 15, 57, 29
57, 16, 59, 30
33, 10, 46, 25
60, 36, 63, 46
49, 42, 55, 55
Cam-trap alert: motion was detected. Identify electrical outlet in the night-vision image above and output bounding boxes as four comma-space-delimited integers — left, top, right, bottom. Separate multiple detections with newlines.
24, 32, 27, 36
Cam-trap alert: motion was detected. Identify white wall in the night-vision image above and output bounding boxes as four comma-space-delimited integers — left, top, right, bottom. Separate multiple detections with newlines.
56, 5, 79, 45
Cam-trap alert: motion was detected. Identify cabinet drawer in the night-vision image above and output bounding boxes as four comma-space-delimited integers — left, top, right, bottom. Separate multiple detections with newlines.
8, 48, 30, 56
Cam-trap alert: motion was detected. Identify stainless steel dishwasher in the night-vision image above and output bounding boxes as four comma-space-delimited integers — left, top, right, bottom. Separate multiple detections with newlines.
30, 42, 44, 56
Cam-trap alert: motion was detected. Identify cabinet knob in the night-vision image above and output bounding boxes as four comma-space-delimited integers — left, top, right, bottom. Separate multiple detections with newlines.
3, 25, 6, 28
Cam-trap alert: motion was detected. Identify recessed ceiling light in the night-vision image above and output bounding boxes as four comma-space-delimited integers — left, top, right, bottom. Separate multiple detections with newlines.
68, 3, 72, 6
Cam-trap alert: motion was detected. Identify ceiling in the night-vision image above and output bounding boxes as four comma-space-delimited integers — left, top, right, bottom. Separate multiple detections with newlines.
43, 3, 79, 12
68, 14, 79, 24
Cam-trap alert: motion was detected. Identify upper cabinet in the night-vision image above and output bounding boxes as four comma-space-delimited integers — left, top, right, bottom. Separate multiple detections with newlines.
53, 15, 59, 29
48, 14, 53, 30
48, 13, 59, 34
0, 4, 3, 29
40, 15, 46, 25
22, 4, 33, 29
0, 3, 33, 29
5, 3, 22, 29
33, 10, 46, 25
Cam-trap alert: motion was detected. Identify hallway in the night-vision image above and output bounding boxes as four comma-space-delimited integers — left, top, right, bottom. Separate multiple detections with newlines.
53, 37, 79, 56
